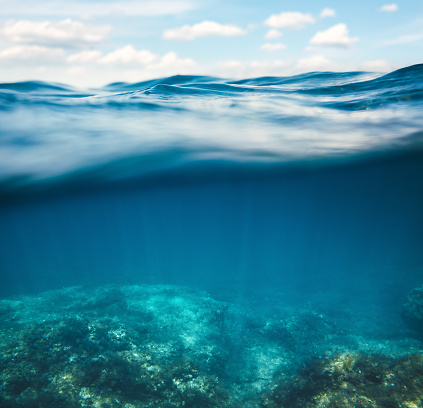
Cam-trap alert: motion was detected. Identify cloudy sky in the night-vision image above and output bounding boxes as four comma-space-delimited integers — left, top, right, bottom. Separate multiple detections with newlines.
0, 0, 422, 87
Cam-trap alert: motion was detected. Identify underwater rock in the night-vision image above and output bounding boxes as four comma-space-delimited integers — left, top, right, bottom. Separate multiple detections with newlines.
402, 284, 423, 336
0, 285, 238, 408
261, 310, 341, 353
261, 351, 423, 408
1, 284, 423, 407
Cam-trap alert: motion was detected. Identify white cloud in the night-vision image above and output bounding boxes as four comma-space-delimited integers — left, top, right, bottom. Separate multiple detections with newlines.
163, 20, 246, 41
261, 43, 286, 52
95, 46, 196, 70
296, 55, 338, 71
0, 1, 196, 17
1, 19, 111, 48
96, 0, 196, 16
99, 45, 157, 65
153, 51, 196, 70
380, 4, 398, 12
0, 44, 197, 87
217, 60, 290, 78
67, 50, 102, 64
0, 42, 196, 75
320, 8, 336, 18
310, 23, 359, 48
264, 29, 282, 39
0, 45, 65, 65
359, 60, 392, 72
264, 12, 315, 29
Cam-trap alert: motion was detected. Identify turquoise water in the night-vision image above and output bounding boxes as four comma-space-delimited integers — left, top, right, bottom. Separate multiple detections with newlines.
1, 64, 423, 407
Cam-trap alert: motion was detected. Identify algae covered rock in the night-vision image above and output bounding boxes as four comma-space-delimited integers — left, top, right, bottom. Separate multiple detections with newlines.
0, 285, 238, 408
2, 284, 423, 407
261, 351, 423, 408
403, 284, 423, 336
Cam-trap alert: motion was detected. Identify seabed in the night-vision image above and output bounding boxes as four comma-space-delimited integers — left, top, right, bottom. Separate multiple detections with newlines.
1, 284, 423, 407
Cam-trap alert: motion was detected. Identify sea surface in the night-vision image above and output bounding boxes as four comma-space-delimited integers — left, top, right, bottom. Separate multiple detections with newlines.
1, 64, 423, 407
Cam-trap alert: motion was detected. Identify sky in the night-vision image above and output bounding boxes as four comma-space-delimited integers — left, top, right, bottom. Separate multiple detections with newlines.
0, 0, 422, 87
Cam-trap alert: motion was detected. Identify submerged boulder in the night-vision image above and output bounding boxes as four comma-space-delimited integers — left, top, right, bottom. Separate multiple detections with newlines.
261, 351, 423, 408
402, 284, 423, 336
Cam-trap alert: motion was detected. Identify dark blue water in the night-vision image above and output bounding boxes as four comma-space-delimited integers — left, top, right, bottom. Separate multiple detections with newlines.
1, 63, 423, 310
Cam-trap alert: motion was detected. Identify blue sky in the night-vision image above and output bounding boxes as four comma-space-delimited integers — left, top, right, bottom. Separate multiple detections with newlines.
0, 0, 422, 87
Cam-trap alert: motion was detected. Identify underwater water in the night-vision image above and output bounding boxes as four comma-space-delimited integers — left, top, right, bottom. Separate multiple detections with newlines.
1, 64, 423, 407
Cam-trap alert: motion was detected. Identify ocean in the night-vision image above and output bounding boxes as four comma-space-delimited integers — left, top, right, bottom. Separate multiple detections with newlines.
1, 64, 423, 407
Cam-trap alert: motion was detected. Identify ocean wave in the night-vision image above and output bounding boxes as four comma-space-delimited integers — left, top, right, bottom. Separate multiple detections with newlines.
1, 64, 423, 195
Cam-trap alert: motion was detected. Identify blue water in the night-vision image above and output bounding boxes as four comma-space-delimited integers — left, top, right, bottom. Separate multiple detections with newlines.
2, 64, 423, 407
1, 64, 423, 312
